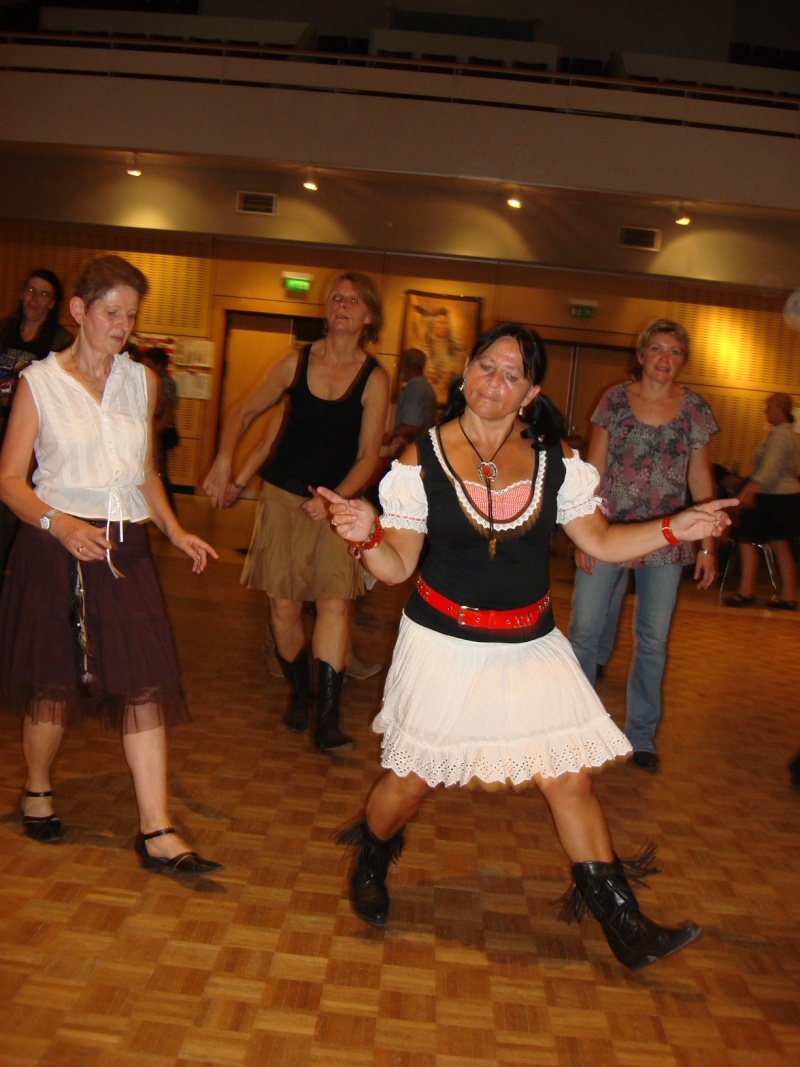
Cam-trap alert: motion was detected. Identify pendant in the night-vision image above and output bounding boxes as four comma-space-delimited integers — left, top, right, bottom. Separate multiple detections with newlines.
489, 538, 497, 559
478, 460, 498, 481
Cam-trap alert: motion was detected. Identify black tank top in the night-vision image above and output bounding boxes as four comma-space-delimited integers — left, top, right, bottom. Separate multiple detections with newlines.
261, 347, 378, 496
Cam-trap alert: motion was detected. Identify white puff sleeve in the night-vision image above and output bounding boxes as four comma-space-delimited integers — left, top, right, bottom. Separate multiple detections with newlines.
378, 461, 428, 533
557, 453, 604, 525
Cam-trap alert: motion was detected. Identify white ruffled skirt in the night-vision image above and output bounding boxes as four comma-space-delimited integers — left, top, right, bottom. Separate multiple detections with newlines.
374, 615, 631, 787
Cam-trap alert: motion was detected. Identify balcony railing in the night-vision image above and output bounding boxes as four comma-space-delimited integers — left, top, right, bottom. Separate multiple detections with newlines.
1, 31, 798, 140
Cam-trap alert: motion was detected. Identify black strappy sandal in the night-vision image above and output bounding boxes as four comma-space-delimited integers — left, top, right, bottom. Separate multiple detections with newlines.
134, 827, 222, 876
21, 789, 62, 843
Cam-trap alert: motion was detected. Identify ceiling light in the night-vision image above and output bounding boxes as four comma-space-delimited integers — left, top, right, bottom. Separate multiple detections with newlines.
126, 152, 142, 177
507, 188, 521, 209
673, 203, 691, 225
303, 169, 318, 191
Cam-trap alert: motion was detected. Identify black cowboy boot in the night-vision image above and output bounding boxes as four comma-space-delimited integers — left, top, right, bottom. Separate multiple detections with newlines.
313, 661, 353, 753
336, 818, 405, 927
276, 648, 313, 732
558, 842, 701, 971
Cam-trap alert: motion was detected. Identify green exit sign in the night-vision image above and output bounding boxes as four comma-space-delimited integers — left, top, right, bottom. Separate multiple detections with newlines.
284, 277, 312, 293
570, 305, 596, 319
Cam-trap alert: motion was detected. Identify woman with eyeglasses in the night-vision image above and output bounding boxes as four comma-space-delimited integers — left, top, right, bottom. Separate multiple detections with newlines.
0, 269, 73, 572
204, 271, 389, 755
0, 255, 222, 875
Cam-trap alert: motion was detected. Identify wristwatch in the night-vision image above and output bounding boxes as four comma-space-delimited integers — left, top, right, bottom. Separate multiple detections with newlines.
39, 508, 60, 531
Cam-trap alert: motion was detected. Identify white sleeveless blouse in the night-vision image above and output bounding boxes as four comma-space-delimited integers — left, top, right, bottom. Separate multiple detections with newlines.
23, 352, 150, 522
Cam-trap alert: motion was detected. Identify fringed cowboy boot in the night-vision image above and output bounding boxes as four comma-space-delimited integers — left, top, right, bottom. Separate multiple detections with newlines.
557, 842, 701, 971
336, 818, 405, 926
276, 648, 313, 732
314, 661, 353, 753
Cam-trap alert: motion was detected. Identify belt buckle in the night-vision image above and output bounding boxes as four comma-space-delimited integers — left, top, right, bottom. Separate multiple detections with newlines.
456, 604, 481, 627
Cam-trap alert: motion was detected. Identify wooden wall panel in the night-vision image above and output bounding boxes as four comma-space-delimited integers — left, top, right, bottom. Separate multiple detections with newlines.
0, 221, 213, 336
670, 281, 800, 393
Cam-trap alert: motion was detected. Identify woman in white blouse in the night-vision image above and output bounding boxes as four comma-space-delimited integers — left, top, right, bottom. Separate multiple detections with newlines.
0, 255, 221, 875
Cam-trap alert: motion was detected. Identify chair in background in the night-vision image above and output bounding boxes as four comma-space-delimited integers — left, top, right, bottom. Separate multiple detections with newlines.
719, 538, 778, 605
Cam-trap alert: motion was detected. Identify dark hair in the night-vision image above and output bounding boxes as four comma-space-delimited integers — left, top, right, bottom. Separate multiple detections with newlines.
73, 255, 148, 307
144, 347, 169, 371
326, 271, 382, 344
441, 322, 563, 450
15, 267, 65, 349
400, 347, 426, 373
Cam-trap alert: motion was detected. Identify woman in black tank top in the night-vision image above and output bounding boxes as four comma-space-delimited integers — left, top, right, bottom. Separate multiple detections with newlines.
203, 272, 389, 754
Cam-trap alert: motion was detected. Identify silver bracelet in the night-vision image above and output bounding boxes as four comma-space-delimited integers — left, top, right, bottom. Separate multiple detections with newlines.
698, 548, 713, 555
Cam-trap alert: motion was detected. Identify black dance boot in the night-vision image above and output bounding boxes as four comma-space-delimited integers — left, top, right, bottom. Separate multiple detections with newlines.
276, 648, 313, 732
336, 818, 405, 927
558, 842, 701, 971
313, 661, 353, 753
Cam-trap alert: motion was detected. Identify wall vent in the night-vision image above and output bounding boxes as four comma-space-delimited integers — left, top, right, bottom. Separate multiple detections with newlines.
618, 226, 661, 251
236, 191, 277, 216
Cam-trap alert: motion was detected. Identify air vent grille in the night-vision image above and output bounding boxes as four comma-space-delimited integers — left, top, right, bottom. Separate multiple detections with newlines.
237, 191, 277, 216
618, 226, 661, 251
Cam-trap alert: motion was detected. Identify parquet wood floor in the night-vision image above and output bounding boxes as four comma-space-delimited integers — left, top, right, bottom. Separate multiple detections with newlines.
1, 499, 798, 1067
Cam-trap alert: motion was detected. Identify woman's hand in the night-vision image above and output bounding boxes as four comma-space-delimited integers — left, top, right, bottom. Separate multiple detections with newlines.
670, 499, 738, 543
169, 529, 219, 574
300, 487, 330, 523
315, 487, 375, 543
574, 548, 596, 575
737, 482, 757, 509
222, 482, 244, 509
693, 549, 717, 590
51, 514, 112, 562
202, 456, 232, 509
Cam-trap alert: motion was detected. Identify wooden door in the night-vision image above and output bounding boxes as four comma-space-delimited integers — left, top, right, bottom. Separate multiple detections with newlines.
220, 312, 324, 494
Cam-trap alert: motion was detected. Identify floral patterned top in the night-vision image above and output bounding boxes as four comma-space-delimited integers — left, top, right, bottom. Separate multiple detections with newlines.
592, 383, 718, 567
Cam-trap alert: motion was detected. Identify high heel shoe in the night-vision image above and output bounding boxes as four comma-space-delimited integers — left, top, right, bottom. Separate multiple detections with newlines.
21, 789, 62, 843
134, 827, 222, 875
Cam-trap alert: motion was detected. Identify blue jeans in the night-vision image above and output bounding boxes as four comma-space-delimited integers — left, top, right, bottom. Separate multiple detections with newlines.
569, 559, 683, 752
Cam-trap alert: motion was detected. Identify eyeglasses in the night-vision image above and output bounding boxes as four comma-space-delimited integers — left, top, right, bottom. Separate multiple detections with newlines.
24, 286, 55, 301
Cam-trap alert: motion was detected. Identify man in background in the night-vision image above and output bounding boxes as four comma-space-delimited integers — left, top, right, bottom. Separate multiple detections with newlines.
386, 347, 436, 456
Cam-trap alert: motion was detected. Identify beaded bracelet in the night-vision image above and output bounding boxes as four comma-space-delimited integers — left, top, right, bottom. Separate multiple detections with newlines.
661, 516, 679, 546
350, 515, 384, 559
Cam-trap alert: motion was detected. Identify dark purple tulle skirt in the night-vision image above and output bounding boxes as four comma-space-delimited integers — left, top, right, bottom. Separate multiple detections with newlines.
0, 521, 189, 732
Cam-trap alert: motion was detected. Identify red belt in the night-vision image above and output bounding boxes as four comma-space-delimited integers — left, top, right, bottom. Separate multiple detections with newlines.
416, 577, 551, 632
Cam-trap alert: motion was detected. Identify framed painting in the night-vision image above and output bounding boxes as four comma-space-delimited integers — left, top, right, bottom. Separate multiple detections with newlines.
401, 290, 482, 405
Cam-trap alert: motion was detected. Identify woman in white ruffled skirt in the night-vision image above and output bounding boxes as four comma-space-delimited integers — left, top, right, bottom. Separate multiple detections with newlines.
320, 323, 734, 970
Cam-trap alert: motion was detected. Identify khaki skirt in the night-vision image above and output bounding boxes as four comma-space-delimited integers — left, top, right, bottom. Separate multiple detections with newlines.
241, 481, 365, 601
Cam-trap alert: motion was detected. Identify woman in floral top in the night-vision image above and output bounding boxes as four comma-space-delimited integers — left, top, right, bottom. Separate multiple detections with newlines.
569, 319, 718, 773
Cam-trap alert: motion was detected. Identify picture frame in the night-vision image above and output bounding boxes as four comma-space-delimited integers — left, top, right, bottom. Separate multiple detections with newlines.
401, 290, 483, 405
